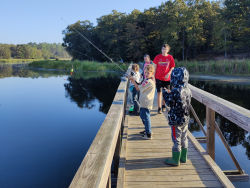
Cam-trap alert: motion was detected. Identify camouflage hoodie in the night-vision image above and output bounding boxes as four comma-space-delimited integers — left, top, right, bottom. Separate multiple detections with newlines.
162, 67, 192, 127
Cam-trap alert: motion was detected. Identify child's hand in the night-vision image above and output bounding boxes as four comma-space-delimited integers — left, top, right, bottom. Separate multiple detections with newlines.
165, 73, 170, 79
163, 87, 170, 93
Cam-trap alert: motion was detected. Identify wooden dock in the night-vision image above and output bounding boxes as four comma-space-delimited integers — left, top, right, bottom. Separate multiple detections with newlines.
69, 65, 249, 188
117, 105, 234, 188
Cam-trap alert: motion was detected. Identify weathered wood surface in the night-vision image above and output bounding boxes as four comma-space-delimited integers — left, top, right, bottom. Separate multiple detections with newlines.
188, 84, 250, 132
215, 121, 245, 175
69, 65, 131, 188
118, 107, 234, 188
206, 107, 215, 160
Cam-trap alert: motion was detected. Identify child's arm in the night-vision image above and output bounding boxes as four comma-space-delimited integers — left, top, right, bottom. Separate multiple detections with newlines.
162, 88, 172, 107
128, 77, 140, 91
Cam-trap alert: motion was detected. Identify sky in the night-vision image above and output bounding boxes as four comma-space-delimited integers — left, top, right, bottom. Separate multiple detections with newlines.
0, 0, 168, 45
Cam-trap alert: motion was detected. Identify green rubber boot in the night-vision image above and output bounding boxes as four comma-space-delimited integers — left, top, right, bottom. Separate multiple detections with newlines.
180, 148, 188, 163
129, 105, 134, 113
164, 151, 181, 166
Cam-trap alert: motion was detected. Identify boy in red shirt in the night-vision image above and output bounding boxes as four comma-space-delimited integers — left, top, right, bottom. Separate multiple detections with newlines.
153, 44, 175, 114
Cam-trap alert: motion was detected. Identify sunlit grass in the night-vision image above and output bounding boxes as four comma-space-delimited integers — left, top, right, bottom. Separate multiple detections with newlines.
28, 60, 130, 72
0, 59, 45, 63
176, 59, 250, 75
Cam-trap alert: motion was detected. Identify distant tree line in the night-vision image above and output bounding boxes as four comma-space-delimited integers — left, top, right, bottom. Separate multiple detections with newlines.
0, 42, 71, 59
62, 0, 250, 62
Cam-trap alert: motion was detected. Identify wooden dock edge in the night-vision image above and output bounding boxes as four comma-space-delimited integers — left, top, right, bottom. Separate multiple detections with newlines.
68, 65, 132, 188
117, 113, 129, 188
187, 131, 235, 188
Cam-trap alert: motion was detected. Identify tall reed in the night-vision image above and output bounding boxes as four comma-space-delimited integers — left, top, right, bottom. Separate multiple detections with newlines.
175, 59, 250, 75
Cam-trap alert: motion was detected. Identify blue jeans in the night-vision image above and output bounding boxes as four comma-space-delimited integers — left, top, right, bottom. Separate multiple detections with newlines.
132, 87, 140, 113
140, 108, 152, 134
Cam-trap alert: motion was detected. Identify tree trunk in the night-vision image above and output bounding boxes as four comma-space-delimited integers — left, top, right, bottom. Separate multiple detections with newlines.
183, 30, 185, 61
231, 44, 234, 58
247, 45, 249, 57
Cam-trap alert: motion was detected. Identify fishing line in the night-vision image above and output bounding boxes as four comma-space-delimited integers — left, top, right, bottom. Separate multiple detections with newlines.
69, 49, 97, 61
78, 79, 97, 99
61, 17, 130, 77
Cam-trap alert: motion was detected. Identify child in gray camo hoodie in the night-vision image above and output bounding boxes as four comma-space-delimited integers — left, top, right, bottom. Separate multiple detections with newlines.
162, 67, 192, 166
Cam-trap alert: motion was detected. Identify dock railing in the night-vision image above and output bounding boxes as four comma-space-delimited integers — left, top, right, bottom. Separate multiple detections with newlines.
69, 64, 132, 188
188, 84, 250, 182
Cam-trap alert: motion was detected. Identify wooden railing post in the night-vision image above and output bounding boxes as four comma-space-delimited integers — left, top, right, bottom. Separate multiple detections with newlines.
113, 130, 121, 178
106, 170, 111, 188
206, 106, 215, 160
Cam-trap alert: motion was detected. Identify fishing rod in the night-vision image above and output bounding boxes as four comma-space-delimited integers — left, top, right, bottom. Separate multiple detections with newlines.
61, 18, 130, 77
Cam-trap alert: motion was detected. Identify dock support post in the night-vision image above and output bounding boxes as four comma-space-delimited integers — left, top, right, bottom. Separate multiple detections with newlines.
206, 106, 215, 160
114, 130, 121, 178
106, 170, 111, 188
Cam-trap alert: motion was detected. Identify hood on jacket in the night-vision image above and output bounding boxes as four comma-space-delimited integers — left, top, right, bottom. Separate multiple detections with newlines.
170, 67, 189, 88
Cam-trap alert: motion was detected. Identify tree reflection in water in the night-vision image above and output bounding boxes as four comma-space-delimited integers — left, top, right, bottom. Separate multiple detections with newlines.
189, 80, 250, 159
64, 74, 122, 114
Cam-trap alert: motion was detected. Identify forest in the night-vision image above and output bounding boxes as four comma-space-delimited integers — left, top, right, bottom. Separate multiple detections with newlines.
0, 42, 71, 60
62, 0, 250, 62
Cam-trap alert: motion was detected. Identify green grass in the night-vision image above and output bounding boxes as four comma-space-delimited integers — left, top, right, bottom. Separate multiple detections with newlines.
0, 59, 45, 63
176, 59, 250, 76
28, 60, 130, 72
0, 58, 71, 63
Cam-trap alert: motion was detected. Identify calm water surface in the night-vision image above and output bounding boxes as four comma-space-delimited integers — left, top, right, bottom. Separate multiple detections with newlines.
0, 64, 122, 188
189, 79, 250, 188
1, 64, 250, 187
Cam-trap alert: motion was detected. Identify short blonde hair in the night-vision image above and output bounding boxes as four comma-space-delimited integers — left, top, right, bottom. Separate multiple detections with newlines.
132, 64, 139, 72
144, 64, 155, 73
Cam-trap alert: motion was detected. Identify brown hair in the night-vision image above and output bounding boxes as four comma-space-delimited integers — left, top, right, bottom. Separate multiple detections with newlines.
161, 44, 171, 53
144, 54, 150, 59
144, 64, 155, 73
132, 64, 139, 72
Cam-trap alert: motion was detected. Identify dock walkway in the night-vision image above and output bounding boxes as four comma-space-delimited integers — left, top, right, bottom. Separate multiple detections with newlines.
118, 102, 234, 187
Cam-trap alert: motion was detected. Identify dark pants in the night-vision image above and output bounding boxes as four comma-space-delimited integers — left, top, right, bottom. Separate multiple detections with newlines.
140, 108, 152, 134
156, 79, 170, 92
132, 87, 140, 113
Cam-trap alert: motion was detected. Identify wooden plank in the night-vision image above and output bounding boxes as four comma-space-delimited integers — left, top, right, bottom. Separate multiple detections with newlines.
125, 163, 210, 170
125, 174, 219, 182
126, 148, 198, 153
206, 106, 215, 160
124, 181, 223, 188
226, 174, 249, 182
126, 152, 202, 157
117, 114, 129, 188
69, 65, 132, 188
126, 159, 208, 165
188, 84, 250, 132
126, 169, 215, 176
187, 131, 235, 188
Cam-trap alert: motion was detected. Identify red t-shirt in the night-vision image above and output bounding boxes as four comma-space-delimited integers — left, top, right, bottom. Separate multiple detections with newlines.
153, 54, 175, 81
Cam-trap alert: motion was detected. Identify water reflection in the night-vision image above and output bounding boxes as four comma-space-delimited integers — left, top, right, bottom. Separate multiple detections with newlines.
0, 63, 123, 188
189, 80, 250, 160
64, 75, 122, 113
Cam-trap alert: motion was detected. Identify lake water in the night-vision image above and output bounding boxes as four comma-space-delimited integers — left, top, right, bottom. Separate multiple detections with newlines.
1, 64, 250, 187
0, 64, 122, 188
